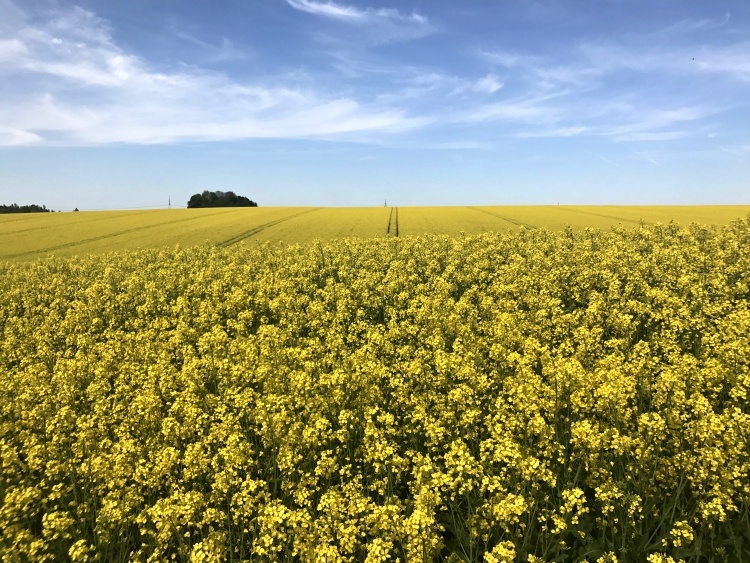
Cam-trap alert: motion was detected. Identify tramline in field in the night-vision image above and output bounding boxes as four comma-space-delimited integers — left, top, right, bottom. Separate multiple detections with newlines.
1, 205, 749, 261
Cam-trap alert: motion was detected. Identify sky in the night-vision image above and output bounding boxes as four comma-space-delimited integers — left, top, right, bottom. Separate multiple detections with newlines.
0, 0, 749, 210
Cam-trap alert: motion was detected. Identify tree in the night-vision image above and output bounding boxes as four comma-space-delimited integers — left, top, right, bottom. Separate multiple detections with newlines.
0, 203, 51, 214
187, 190, 258, 208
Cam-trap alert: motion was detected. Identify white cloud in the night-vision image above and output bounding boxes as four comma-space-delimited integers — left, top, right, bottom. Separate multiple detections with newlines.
362, 67, 507, 107
286, 0, 433, 42
0, 2, 424, 146
2, 1, 745, 150
480, 50, 543, 69
657, 12, 731, 38
595, 154, 622, 168
602, 107, 711, 138
475, 20, 747, 142
375, 72, 446, 103
613, 131, 688, 142
472, 74, 503, 94
516, 126, 587, 138
579, 40, 750, 82
719, 144, 750, 156
0, 128, 43, 146
469, 101, 551, 122
0, 38, 28, 61
633, 151, 660, 165
481, 49, 600, 90
468, 90, 570, 123
465, 64, 716, 142
484, 23, 750, 90
692, 43, 750, 81
174, 32, 249, 64
423, 140, 485, 150
287, 0, 366, 21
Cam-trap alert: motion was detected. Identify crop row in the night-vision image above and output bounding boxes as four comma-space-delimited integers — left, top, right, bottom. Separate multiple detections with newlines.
3, 206, 750, 262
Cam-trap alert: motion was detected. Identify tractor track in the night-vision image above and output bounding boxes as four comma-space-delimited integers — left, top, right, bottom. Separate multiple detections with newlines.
466, 206, 535, 229
0, 209, 161, 237
543, 206, 648, 225
385, 207, 399, 237
4, 209, 239, 259
217, 208, 322, 247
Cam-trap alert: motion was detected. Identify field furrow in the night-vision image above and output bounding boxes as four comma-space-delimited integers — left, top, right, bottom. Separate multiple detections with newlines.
1, 209, 238, 258
217, 208, 322, 247
1, 205, 748, 261
466, 206, 535, 229
231, 207, 392, 245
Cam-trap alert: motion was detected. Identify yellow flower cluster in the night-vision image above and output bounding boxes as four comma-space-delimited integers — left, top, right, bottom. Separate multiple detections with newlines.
1, 219, 749, 561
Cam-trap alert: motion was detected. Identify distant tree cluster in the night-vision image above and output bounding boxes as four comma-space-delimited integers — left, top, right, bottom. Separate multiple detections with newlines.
0, 203, 52, 214
187, 191, 258, 208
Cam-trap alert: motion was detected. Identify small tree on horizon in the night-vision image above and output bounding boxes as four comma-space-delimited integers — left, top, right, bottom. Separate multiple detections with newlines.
187, 190, 258, 208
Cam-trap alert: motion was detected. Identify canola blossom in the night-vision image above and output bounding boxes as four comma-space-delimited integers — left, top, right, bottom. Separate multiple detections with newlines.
1, 221, 749, 562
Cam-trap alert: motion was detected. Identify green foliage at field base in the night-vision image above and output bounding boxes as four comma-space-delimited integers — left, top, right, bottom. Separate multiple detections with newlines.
1, 221, 749, 562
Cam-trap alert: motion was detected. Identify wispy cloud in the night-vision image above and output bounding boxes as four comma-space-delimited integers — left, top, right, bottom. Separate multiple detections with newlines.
287, 0, 366, 21
578, 40, 750, 82
480, 49, 597, 88
692, 43, 750, 82
464, 54, 718, 141
1, 0, 747, 151
657, 12, 731, 38
173, 31, 249, 64
471, 74, 503, 94
480, 50, 543, 70
0, 127, 44, 146
418, 140, 487, 150
286, 0, 434, 42
0, 2, 425, 146
516, 126, 588, 138
719, 144, 750, 156
613, 131, 688, 142
594, 154, 623, 168
375, 72, 447, 103
633, 151, 661, 165
467, 90, 570, 124
602, 107, 711, 137
474, 13, 749, 142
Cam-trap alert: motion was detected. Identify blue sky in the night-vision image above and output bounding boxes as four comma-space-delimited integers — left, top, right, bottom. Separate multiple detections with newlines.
1, 0, 749, 210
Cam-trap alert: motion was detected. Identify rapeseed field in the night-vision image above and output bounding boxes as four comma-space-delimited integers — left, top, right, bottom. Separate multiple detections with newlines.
1, 218, 749, 561
3, 206, 750, 262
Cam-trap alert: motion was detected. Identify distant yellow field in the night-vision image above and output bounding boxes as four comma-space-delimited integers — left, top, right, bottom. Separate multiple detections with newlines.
1, 205, 748, 261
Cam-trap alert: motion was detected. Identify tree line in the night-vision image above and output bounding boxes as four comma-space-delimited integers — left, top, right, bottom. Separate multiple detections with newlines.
187, 191, 258, 208
0, 203, 52, 214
